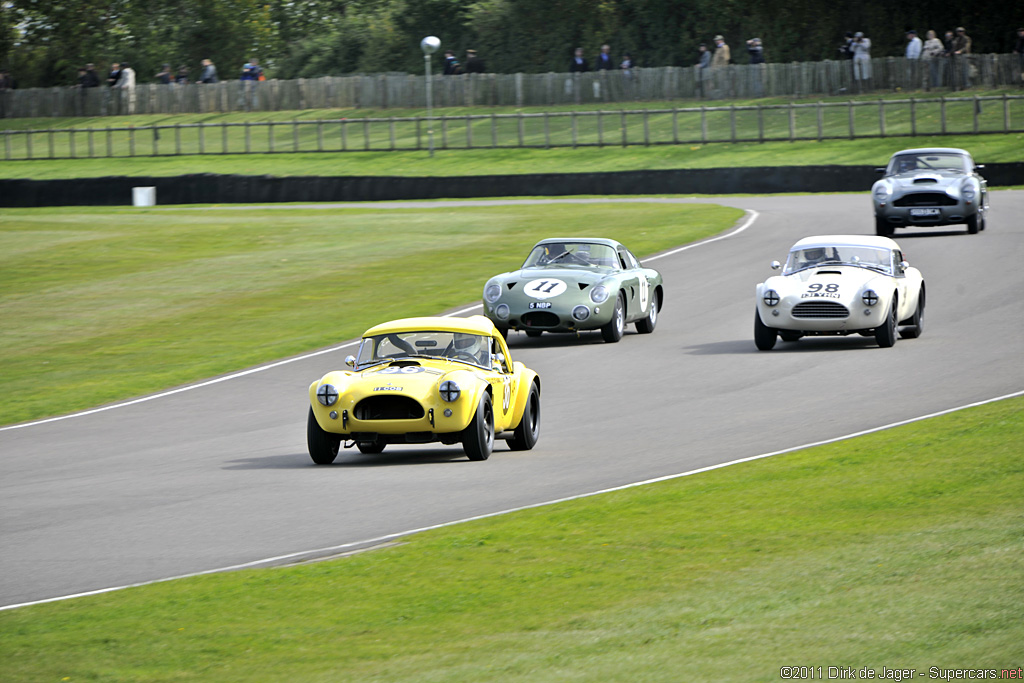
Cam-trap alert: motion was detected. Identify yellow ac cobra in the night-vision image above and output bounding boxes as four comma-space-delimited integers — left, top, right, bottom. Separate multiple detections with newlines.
307, 316, 541, 464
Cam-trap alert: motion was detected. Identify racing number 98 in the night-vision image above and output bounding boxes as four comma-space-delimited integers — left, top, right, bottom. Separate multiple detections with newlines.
807, 283, 838, 293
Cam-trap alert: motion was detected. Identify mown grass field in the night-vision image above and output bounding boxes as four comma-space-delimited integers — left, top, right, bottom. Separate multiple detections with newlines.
2, 90, 1021, 179
0, 202, 740, 426
2, 394, 1021, 682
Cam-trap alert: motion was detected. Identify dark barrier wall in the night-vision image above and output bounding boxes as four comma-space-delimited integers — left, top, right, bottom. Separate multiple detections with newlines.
2, 164, 1022, 207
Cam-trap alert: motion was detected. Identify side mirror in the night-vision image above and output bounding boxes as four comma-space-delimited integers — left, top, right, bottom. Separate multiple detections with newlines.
875, 167, 886, 174
975, 164, 985, 170
899, 260, 910, 273
770, 260, 781, 270
345, 355, 356, 368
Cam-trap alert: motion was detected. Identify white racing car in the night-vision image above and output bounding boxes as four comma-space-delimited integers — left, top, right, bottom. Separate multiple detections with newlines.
754, 235, 925, 350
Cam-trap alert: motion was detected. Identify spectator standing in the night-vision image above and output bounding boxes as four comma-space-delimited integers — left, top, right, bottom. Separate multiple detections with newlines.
851, 31, 872, 91
711, 34, 730, 98
175, 65, 190, 84
570, 47, 589, 72
620, 52, 634, 76
83, 63, 100, 88
0, 69, 11, 119
75, 67, 89, 115
904, 29, 921, 91
464, 49, 485, 73
442, 49, 460, 75
240, 57, 263, 110
1015, 28, 1024, 85
596, 44, 614, 70
696, 43, 712, 98
951, 26, 972, 88
118, 61, 136, 114
746, 37, 765, 96
107, 62, 121, 87
200, 58, 218, 83
922, 30, 945, 89
155, 64, 172, 84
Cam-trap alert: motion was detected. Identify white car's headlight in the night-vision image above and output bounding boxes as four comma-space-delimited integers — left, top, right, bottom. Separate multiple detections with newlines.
873, 184, 891, 201
590, 285, 610, 304
316, 384, 338, 406
484, 283, 502, 303
439, 380, 460, 402
762, 289, 780, 307
862, 289, 879, 306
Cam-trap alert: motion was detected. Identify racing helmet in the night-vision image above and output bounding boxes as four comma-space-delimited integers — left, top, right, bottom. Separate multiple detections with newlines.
453, 333, 486, 363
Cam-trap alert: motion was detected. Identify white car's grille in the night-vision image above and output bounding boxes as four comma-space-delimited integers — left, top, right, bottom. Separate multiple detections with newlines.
792, 302, 849, 319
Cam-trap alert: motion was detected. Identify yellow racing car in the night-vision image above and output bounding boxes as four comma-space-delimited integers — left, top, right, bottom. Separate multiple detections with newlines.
307, 316, 541, 464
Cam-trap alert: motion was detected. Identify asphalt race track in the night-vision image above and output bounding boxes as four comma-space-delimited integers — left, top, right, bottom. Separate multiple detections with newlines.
2, 191, 1023, 609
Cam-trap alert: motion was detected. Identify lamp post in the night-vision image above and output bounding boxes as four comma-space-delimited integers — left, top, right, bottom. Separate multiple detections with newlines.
420, 36, 441, 157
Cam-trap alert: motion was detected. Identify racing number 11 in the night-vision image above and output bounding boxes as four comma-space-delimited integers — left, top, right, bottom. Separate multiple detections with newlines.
529, 281, 560, 294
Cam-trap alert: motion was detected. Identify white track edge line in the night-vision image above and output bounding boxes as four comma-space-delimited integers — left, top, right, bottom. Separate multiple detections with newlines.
1, 208, 756, 432
3, 386, 1020, 612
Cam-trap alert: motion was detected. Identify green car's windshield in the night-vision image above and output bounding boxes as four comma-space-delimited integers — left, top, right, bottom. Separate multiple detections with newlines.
784, 246, 893, 275
888, 153, 968, 174
523, 242, 619, 269
356, 331, 492, 369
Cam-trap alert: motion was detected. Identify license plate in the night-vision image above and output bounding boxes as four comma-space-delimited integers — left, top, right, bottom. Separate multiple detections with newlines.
910, 208, 940, 216
529, 302, 552, 309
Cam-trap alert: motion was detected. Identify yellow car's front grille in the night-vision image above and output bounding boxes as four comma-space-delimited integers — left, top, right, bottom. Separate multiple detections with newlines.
353, 395, 425, 420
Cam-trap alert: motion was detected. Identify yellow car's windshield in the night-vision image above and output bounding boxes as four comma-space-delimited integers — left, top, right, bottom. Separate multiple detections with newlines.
356, 331, 492, 369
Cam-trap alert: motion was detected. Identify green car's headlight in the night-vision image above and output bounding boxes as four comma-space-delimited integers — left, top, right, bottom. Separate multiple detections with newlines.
484, 283, 502, 303
590, 285, 610, 304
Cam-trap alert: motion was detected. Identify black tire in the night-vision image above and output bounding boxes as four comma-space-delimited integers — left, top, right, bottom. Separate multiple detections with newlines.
966, 213, 979, 234
524, 329, 543, 338
875, 299, 898, 348
635, 293, 658, 334
462, 391, 494, 461
899, 287, 925, 339
356, 441, 386, 454
507, 382, 540, 451
307, 408, 341, 465
779, 331, 803, 342
601, 292, 625, 343
876, 217, 893, 237
754, 310, 777, 351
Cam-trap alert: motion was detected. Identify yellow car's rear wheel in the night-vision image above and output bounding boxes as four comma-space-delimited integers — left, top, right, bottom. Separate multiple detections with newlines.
508, 382, 540, 451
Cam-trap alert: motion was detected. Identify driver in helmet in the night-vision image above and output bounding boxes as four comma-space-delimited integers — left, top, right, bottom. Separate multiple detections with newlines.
898, 156, 917, 173
451, 333, 488, 366
800, 247, 834, 267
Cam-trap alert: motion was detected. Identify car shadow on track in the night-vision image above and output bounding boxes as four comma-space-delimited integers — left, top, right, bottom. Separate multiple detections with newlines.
224, 449, 479, 469
890, 229, 969, 238
504, 330, 636, 349
684, 337, 881, 355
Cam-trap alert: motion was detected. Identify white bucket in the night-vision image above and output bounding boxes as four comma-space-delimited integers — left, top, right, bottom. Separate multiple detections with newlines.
132, 186, 156, 207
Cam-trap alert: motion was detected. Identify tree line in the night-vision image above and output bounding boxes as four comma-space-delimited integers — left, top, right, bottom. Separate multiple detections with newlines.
2, 0, 1021, 89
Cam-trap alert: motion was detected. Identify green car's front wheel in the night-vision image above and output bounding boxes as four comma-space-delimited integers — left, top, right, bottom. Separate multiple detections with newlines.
601, 293, 625, 343
307, 408, 341, 465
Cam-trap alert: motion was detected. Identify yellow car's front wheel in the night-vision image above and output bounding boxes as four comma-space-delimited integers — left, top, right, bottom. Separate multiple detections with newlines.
307, 408, 341, 465
462, 392, 494, 461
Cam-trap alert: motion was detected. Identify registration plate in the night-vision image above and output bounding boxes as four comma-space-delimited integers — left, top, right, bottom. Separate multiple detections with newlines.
910, 208, 941, 216
529, 302, 552, 309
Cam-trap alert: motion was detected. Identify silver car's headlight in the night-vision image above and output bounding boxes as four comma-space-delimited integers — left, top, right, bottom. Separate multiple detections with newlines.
862, 289, 879, 306
961, 185, 976, 201
873, 184, 891, 201
316, 384, 338, 406
484, 283, 502, 303
439, 380, 461, 402
590, 285, 610, 304
762, 289, 780, 306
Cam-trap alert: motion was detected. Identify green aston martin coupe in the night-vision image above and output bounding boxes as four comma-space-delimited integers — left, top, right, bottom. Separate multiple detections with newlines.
482, 237, 664, 343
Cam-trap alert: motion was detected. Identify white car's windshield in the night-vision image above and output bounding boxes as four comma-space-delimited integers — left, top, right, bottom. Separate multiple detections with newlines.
523, 242, 619, 269
888, 153, 968, 174
357, 331, 492, 369
785, 246, 892, 275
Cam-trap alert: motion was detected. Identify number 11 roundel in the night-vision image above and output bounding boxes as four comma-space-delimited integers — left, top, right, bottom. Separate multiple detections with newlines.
524, 279, 567, 300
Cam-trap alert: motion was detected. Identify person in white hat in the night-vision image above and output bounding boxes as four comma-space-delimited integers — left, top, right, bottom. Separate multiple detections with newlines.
851, 31, 872, 89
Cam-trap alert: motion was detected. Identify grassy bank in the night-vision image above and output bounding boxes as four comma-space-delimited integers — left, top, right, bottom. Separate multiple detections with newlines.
2, 90, 1021, 180
2, 394, 1021, 682
0, 202, 740, 426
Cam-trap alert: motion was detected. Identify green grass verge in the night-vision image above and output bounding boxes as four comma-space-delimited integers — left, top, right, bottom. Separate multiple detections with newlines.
0, 202, 740, 426
2, 90, 1021, 179
2, 395, 1021, 682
